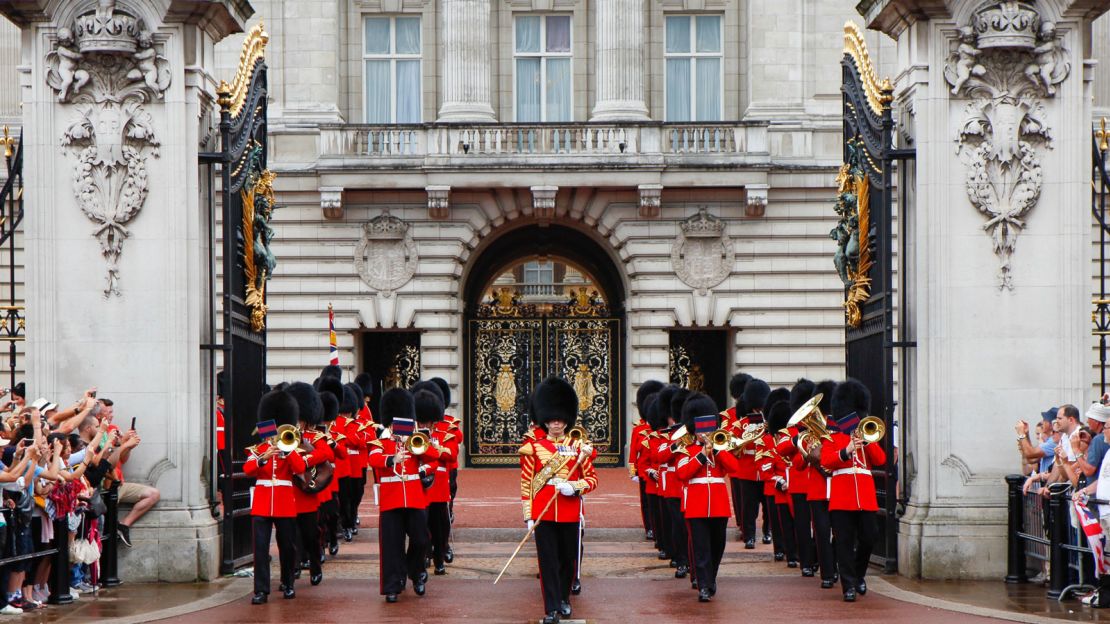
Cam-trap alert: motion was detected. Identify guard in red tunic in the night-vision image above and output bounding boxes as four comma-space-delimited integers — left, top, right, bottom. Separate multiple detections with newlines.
429, 377, 460, 564
519, 376, 598, 624
412, 380, 456, 575
631, 380, 664, 540
286, 382, 333, 586
731, 379, 771, 549
648, 385, 679, 562
244, 389, 308, 604
820, 380, 886, 602
337, 384, 365, 541
368, 388, 443, 603
652, 387, 690, 578
724, 373, 751, 534
675, 393, 742, 602
352, 373, 377, 532
781, 378, 817, 578
805, 381, 839, 588
316, 376, 349, 556
760, 393, 797, 566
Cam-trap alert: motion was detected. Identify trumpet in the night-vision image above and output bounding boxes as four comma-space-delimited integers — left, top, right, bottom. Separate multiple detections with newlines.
275, 424, 301, 454
710, 429, 735, 452
407, 430, 431, 455
856, 416, 885, 444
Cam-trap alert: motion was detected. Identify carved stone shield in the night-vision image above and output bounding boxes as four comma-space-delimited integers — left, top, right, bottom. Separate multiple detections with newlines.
354, 214, 418, 297
671, 209, 732, 295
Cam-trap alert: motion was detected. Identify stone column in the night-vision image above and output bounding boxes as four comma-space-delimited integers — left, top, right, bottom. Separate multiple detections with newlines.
590, 0, 648, 121
5, 0, 249, 581
437, 0, 496, 122
859, 0, 1110, 579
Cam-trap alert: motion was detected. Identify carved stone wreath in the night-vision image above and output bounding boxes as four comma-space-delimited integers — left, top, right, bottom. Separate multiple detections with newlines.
671, 209, 732, 295
353, 214, 418, 297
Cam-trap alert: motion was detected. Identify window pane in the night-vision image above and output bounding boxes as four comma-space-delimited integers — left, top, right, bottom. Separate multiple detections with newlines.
365, 60, 391, 123
665, 58, 691, 121
696, 16, 722, 53
516, 16, 541, 53
396, 18, 421, 54
516, 58, 542, 122
545, 58, 572, 122
546, 16, 571, 52
666, 16, 691, 53
396, 60, 421, 123
695, 58, 721, 121
364, 18, 390, 55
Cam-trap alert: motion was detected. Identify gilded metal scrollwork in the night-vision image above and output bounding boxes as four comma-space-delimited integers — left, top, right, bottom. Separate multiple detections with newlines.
831, 140, 872, 328
240, 161, 277, 333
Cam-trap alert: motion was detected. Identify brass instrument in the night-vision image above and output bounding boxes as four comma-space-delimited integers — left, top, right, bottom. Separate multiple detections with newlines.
670, 424, 695, 447
857, 416, 885, 444
568, 425, 590, 445
276, 424, 301, 454
710, 429, 735, 452
407, 430, 430, 455
730, 422, 766, 453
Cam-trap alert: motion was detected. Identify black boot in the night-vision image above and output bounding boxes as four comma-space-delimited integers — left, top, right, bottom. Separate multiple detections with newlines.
559, 601, 572, 617
251, 592, 267, 605
698, 587, 712, 602
542, 611, 560, 624
570, 579, 581, 595
675, 565, 688, 579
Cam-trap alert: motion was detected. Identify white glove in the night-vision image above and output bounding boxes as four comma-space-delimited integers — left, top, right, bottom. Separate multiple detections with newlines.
630, 475, 640, 483
556, 481, 576, 496
526, 519, 535, 532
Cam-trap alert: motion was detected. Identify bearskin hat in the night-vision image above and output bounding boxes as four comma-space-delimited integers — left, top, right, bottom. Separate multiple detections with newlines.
411, 380, 444, 406
789, 378, 816, 413
286, 382, 323, 426
320, 365, 343, 381
647, 389, 671, 431
815, 380, 837, 416
640, 394, 659, 430
430, 377, 452, 408
636, 380, 665, 415
831, 379, 871, 420
532, 376, 579, 429
215, 372, 226, 398
339, 383, 361, 415
354, 373, 374, 399
742, 379, 771, 414
316, 376, 344, 404
680, 392, 718, 433
413, 388, 445, 425
320, 392, 338, 423
670, 387, 691, 426
729, 373, 752, 400
766, 400, 793, 433
379, 387, 414, 428
258, 388, 299, 428
763, 387, 790, 416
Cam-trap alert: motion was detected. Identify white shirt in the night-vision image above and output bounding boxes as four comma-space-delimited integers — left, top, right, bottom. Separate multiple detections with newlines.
1097, 446, 1110, 518
1061, 430, 1078, 462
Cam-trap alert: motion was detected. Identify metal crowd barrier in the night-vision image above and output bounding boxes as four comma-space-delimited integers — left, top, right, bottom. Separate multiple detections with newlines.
1006, 475, 1097, 600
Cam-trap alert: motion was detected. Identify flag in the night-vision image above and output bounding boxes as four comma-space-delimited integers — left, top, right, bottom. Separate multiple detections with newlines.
1075, 499, 1110, 575
328, 303, 339, 366
257, 419, 278, 440
392, 418, 415, 438
694, 414, 718, 435
834, 411, 861, 435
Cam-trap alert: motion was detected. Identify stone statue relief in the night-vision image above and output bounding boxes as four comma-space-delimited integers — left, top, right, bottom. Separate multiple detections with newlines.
47, 2, 172, 296
943, 1, 1068, 290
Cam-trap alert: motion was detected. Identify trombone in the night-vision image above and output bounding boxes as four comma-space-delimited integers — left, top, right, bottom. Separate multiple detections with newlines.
855, 416, 885, 444
406, 430, 431, 455
275, 424, 302, 455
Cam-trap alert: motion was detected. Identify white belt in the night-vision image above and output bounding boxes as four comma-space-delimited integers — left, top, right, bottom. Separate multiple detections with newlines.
347, 449, 360, 455
436, 466, 448, 473
664, 467, 675, 472
688, 477, 726, 485
741, 450, 756, 456
832, 468, 872, 477
255, 479, 293, 488
379, 474, 421, 483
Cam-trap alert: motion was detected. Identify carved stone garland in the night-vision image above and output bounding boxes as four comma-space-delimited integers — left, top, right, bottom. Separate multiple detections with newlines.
49, 1, 172, 296
944, 1, 1069, 290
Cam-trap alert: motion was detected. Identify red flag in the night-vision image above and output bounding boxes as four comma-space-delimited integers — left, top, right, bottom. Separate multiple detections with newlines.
328, 303, 339, 366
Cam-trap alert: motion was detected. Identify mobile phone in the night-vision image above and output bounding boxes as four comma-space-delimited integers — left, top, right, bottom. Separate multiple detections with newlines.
130, 417, 136, 432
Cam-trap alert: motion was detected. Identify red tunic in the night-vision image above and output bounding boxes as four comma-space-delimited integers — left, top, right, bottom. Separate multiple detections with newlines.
628, 420, 650, 477
343, 415, 367, 472
820, 431, 886, 512
774, 429, 810, 496
676, 443, 741, 518
331, 417, 352, 480
244, 442, 307, 518
443, 414, 463, 471
367, 436, 442, 511
639, 431, 662, 495
651, 436, 683, 499
426, 427, 458, 503
728, 415, 763, 481
294, 430, 335, 514
520, 435, 598, 523
215, 403, 226, 451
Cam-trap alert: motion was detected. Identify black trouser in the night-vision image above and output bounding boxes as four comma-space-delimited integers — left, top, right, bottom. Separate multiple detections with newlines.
427, 502, 451, 567
791, 493, 815, 570
738, 479, 763, 541
253, 516, 297, 595
810, 499, 837, 581
338, 477, 357, 531
449, 468, 459, 519
665, 497, 689, 567
319, 497, 339, 549
379, 507, 430, 595
652, 494, 671, 557
295, 510, 322, 576
534, 520, 579, 614
775, 500, 798, 562
639, 479, 652, 534
688, 517, 727, 593
830, 510, 877, 594
352, 468, 367, 525
730, 478, 744, 530
646, 493, 664, 551
767, 494, 784, 555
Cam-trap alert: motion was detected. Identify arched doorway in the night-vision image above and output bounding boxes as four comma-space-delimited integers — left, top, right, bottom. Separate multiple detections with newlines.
462, 225, 626, 467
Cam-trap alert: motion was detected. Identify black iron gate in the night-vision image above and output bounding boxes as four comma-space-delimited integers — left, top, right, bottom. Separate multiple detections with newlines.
201, 24, 273, 574
839, 24, 912, 573
0, 129, 23, 389
1092, 120, 1110, 394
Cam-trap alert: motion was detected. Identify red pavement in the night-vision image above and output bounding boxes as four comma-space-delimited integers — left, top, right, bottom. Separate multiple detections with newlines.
359, 468, 644, 529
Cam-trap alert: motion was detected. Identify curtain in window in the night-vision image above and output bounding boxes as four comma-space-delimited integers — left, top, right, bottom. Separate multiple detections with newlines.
516, 58, 541, 122
696, 16, 721, 53
666, 16, 691, 53
396, 18, 421, 54
695, 58, 721, 121
546, 16, 571, 52
396, 60, 421, 123
365, 18, 390, 54
666, 58, 691, 121
516, 16, 541, 52
545, 58, 571, 122
365, 60, 391, 123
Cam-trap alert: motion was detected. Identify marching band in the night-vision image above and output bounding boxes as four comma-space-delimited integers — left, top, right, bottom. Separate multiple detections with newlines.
238, 367, 884, 619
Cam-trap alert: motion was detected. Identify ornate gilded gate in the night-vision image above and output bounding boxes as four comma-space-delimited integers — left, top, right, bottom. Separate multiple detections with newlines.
467, 289, 622, 467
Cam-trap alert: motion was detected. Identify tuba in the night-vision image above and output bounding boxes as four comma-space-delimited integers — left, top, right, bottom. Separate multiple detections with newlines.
857, 416, 886, 444
275, 424, 301, 454
407, 430, 431, 455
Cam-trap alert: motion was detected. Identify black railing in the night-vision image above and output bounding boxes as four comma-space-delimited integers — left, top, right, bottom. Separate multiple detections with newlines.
0, 509, 70, 605
99, 483, 121, 587
1005, 475, 1097, 600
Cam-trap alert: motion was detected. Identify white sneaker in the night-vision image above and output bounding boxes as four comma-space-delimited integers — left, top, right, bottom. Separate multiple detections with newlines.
0, 604, 20, 615
1084, 591, 1097, 605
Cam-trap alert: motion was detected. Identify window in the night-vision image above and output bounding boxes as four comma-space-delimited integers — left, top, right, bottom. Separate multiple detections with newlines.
664, 15, 722, 122
523, 261, 555, 296
363, 16, 422, 123
514, 15, 572, 122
